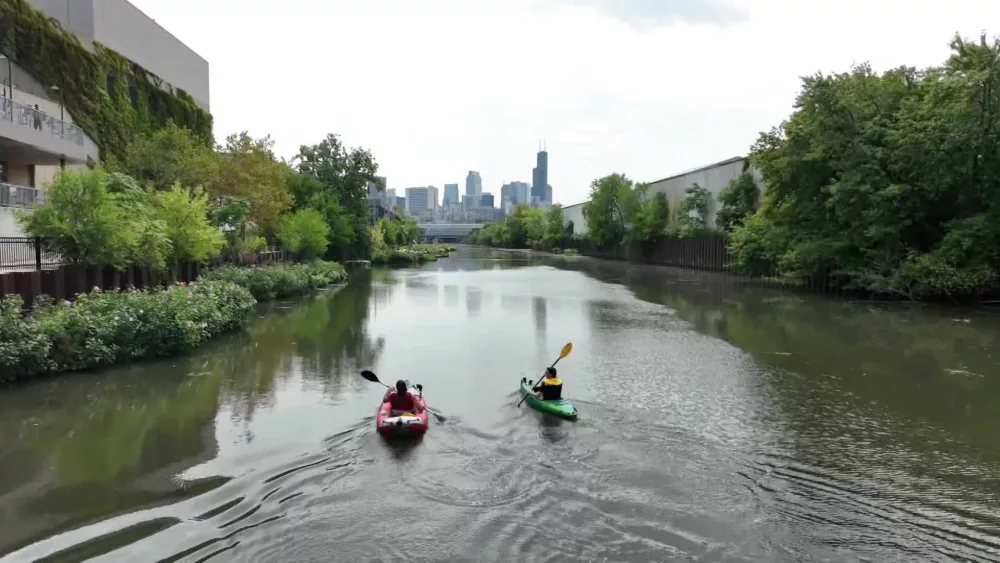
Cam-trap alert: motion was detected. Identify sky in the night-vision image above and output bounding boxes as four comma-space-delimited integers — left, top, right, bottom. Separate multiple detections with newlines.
130, 0, 1000, 206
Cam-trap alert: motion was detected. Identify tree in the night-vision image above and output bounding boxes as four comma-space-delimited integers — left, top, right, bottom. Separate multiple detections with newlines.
627, 191, 669, 243
17, 169, 137, 268
675, 183, 711, 238
153, 184, 225, 267
728, 32, 1000, 299
278, 209, 330, 260
295, 134, 380, 258
210, 132, 293, 230
110, 121, 216, 192
582, 173, 639, 247
716, 171, 759, 233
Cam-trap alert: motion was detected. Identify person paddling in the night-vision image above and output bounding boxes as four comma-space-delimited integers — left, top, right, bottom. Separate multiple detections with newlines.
532, 367, 563, 401
387, 379, 420, 414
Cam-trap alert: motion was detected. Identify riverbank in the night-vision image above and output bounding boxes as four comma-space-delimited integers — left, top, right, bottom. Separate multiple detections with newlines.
371, 244, 456, 266
0, 261, 347, 384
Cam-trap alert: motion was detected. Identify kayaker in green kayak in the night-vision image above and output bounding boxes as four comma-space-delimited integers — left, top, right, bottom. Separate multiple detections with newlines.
532, 367, 563, 400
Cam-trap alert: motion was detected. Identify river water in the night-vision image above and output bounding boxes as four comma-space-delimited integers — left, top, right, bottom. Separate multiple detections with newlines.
2, 247, 1000, 562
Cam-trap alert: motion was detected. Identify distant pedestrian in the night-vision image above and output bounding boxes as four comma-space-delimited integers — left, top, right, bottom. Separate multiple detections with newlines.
32, 104, 41, 130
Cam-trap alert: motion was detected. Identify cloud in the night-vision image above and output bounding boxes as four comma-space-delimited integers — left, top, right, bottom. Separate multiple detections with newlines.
553, 0, 748, 29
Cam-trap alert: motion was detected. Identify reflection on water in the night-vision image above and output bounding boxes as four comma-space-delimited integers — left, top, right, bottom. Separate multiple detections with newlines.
3, 247, 1000, 562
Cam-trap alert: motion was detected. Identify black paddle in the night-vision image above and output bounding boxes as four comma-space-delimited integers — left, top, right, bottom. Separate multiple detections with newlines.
517, 342, 573, 408
360, 370, 447, 422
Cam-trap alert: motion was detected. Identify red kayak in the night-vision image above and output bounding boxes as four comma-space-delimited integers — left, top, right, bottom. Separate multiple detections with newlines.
376, 381, 429, 438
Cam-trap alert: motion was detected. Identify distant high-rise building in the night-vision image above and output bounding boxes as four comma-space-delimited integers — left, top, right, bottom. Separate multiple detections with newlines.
465, 171, 482, 205
396, 196, 406, 209
480, 193, 494, 208
405, 186, 439, 215
443, 183, 460, 206
532, 148, 548, 203
501, 181, 530, 207
545, 184, 552, 205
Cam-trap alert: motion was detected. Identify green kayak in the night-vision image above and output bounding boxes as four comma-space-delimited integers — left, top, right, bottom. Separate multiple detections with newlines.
519, 379, 578, 420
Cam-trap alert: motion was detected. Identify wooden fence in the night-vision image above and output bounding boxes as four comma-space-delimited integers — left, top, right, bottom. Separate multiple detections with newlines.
566, 235, 840, 294
0, 249, 291, 307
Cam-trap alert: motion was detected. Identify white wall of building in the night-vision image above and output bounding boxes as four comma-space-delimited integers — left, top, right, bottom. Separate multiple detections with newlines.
0, 208, 27, 237
560, 157, 764, 235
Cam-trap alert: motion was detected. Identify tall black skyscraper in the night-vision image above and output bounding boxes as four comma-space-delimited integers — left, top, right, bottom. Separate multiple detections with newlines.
532, 146, 548, 203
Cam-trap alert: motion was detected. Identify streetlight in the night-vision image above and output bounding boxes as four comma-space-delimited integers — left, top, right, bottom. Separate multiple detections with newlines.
49, 85, 63, 121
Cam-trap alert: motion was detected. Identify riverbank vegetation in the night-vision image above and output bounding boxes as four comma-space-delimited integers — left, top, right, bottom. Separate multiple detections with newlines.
370, 216, 456, 265
468, 204, 573, 251
0, 281, 255, 382
477, 32, 1000, 302
0, 261, 347, 383
726, 33, 1000, 300
200, 261, 346, 301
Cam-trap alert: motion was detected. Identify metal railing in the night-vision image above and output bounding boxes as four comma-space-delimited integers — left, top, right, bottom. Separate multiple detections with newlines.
0, 237, 65, 271
0, 97, 85, 147
0, 182, 45, 208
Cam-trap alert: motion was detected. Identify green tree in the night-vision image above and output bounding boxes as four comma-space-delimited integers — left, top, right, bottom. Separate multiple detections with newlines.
210, 133, 293, 230
716, 171, 759, 233
278, 209, 330, 260
295, 134, 380, 258
675, 183, 711, 238
110, 121, 216, 192
153, 184, 225, 266
729, 32, 1000, 299
17, 169, 137, 268
582, 173, 639, 247
627, 191, 669, 243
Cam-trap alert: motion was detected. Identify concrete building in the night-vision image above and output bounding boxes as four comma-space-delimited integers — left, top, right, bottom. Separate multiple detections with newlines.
480, 192, 494, 208
443, 183, 459, 206
0, 0, 210, 237
561, 156, 762, 236
25, 0, 210, 111
405, 186, 439, 216
465, 171, 482, 205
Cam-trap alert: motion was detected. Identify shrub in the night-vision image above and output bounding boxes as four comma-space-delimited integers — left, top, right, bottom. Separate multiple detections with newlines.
200, 261, 346, 301
0, 281, 256, 383
278, 208, 331, 260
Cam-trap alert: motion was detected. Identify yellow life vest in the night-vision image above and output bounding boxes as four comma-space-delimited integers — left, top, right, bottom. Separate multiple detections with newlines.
540, 377, 563, 386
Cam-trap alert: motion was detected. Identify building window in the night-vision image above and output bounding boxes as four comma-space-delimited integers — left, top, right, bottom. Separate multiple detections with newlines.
28, 164, 35, 188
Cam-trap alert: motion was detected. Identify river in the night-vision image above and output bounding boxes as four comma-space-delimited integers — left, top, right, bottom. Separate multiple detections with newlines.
2, 247, 1000, 562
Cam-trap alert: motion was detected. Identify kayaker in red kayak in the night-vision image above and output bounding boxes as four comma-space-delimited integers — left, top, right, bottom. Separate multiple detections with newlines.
532, 367, 563, 400
386, 379, 422, 415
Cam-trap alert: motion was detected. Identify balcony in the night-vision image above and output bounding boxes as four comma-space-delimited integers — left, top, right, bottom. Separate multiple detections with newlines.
0, 97, 100, 166
0, 182, 45, 209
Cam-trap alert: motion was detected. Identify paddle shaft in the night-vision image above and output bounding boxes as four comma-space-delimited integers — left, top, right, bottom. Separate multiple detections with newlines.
517, 354, 567, 408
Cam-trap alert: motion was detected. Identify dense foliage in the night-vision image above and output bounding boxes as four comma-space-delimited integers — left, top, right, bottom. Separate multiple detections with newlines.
0, 0, 211, 160
278, 209, 331, 261
18, 169, 223, 271
469, 204, 571, 250
0, 281, 255, 382
715, 171, 759, 233
730, 33, 1000, 299
287, 134, 381, 260
199, 261, 347, 301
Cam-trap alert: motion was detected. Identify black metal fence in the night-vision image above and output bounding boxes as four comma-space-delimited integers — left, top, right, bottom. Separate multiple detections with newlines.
0, 237, 65, 271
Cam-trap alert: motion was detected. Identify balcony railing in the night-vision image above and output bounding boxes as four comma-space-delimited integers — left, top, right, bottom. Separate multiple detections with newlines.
0, 182, 45, 209
0, 97, 85, 147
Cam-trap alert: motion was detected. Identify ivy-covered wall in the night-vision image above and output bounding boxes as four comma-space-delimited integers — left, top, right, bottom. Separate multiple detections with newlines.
0, 0, 213, 161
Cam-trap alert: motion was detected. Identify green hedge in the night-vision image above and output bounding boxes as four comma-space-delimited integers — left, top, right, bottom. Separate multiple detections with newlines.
199, 261, 347, 301
0, 281, 256, 382
0, 0, 213, 160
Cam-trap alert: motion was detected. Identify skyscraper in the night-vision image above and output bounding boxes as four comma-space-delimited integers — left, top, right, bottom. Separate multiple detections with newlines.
405, 186, 439, 215
465, 171, 482, 205
545, 184, 552, 205
443, 183, 460, 206
480, 193, 495, 208
532, 148, 548, 204
501, 181, 531, 207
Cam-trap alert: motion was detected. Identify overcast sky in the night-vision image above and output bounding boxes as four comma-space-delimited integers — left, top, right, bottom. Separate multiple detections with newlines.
131, 0, 998, 205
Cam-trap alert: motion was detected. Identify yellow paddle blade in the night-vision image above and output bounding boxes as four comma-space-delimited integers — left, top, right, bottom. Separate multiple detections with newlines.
559, 342, 573, 359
